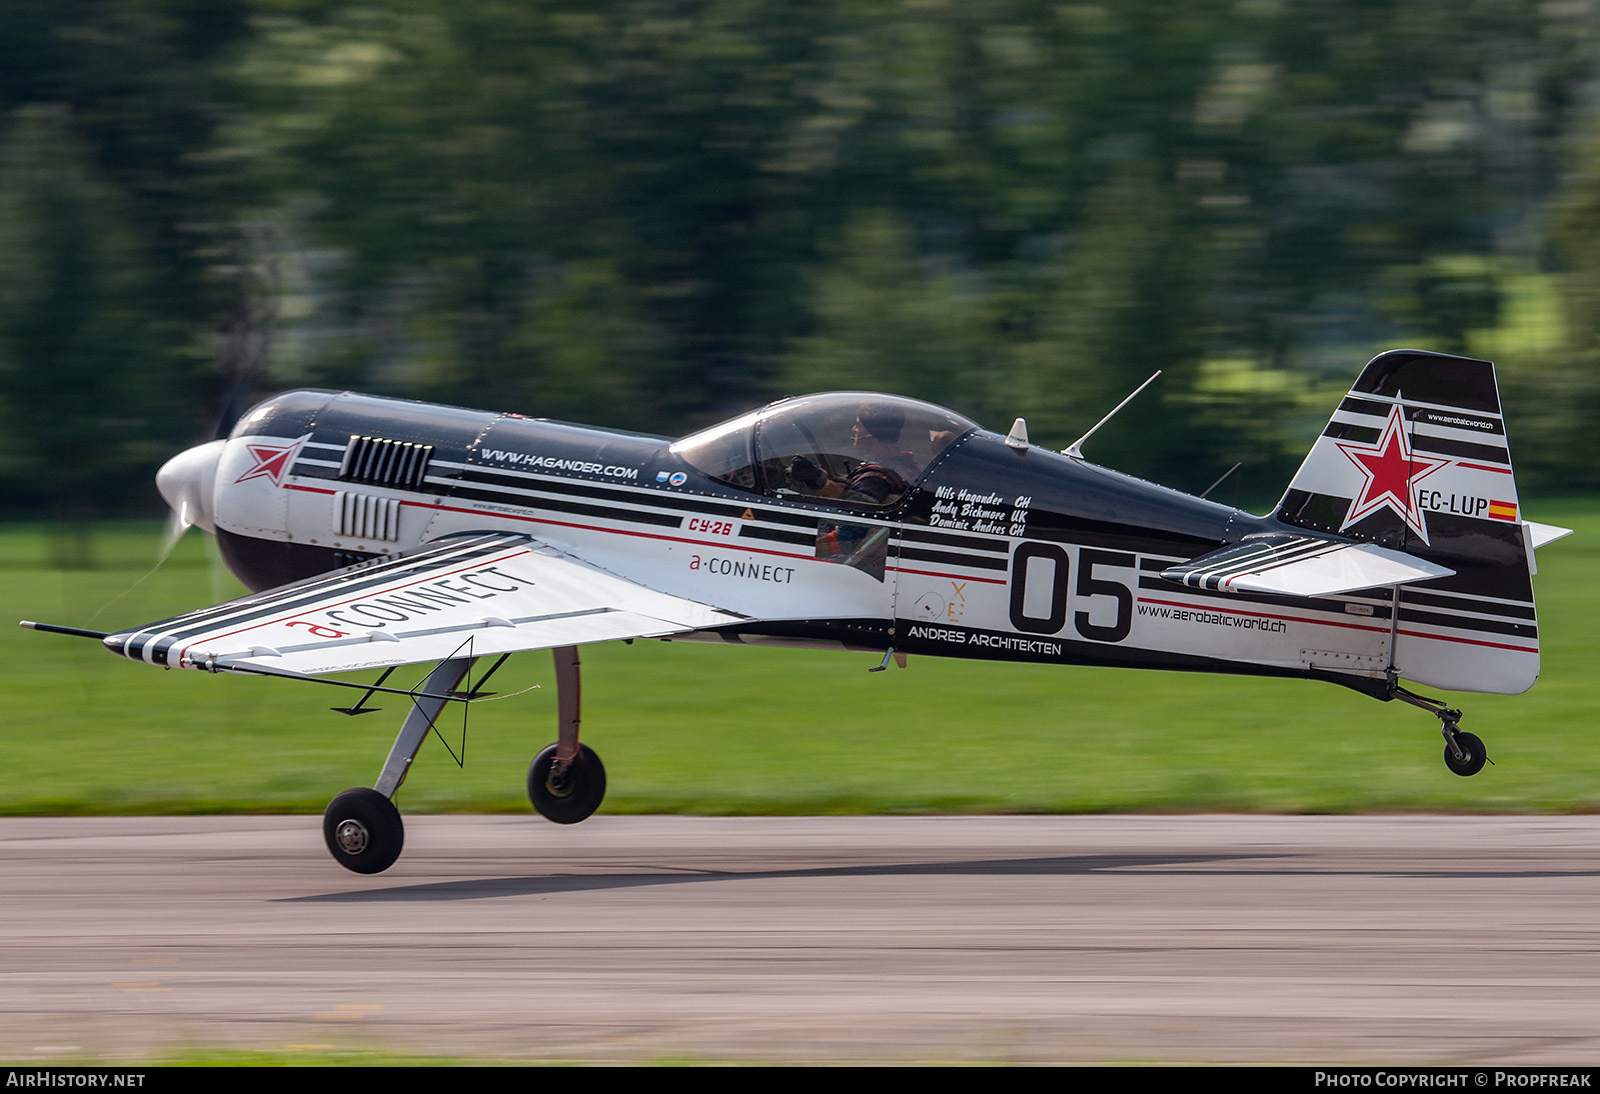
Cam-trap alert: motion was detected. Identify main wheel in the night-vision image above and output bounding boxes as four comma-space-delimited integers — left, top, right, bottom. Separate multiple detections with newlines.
1443, 730, 1488, 777
323, 788, 405, 873
527, 743, 606, 824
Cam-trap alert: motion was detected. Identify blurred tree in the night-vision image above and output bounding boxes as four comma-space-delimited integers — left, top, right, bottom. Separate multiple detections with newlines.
0, 0, 1585, 515
238, 0, 834, 430
0, 0, 255, 524
1543, 115, 1600, 490
782, 211, 990, 413
0, 106, 156, 553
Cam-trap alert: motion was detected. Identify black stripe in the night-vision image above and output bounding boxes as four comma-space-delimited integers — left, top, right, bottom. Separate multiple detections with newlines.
309, 456, 879, 533
462, 468, 731, 516
455, 467, 825, 529
897, 528, 1011, 554
1015, 523, 1217, 556
739, 525, 814, 547
1352, 350, 1502, 415
1339, 396, 1393, 418
446, 483, 683, 528
1401, 589, 1536, 620
1273, 489, 1352, 534
727, 504, 817, 529
1409, 434, 1509, 464
1411, 564, 1533, 604
291, 461, 340, 481
896, 546, 1009, 572
1323, 422, 1382, 443
449, 472, 656, 510
1397, 607, 1537, 639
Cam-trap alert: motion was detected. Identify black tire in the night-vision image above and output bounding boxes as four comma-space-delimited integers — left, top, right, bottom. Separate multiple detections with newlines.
323, 788, 405, 874
527, 743, 606, 824
1444, 730, 1488, 777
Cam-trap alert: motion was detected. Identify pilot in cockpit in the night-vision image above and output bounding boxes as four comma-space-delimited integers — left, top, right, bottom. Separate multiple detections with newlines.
789, 402, 920, 506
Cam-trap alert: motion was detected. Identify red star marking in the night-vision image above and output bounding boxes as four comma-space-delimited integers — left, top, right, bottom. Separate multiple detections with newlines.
1335, 404, 1448, 543
233, 438, 305, 486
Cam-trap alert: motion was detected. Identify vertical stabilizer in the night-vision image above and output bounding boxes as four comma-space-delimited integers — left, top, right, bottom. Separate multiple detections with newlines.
1273, 349, 1539, 694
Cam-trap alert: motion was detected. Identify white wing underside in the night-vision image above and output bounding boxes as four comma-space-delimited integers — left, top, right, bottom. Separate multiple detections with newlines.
1161, 534, 1455, 598
104, 532, 746, 677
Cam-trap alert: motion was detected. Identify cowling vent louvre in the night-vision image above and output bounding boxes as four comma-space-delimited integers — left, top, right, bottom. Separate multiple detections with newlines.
333, 491, 401, 542
338, 435, 434, 490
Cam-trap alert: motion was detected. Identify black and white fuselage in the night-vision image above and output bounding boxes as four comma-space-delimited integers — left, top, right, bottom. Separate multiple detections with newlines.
155, 360, 1546, 700
30, 348, 1559, 875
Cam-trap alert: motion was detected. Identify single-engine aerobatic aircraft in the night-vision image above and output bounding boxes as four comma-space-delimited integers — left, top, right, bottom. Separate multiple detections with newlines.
23, 349, 1571, 873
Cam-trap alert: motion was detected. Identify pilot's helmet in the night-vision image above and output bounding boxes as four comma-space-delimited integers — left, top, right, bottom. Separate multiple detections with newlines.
856, 402, 905, 445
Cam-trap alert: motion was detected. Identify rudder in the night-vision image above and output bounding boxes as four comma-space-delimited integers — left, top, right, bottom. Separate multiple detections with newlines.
1273, 349, 1539, 694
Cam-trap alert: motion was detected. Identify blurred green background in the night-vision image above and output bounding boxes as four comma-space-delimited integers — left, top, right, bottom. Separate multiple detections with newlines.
0, 2, 1594, 813
3, 0, 1599, 519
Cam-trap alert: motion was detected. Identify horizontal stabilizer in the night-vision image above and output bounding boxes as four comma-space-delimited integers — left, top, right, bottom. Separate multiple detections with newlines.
1524, 520, 1573, 550
1161, 534, 1454, 598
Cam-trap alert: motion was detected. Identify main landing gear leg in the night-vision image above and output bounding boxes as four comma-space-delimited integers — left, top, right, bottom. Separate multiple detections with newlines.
527, 645, 606, 824
1393, 684, 1490, 778
322, 656, 477, 874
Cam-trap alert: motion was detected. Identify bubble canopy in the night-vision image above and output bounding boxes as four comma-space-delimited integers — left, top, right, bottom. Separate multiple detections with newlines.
671, 392, 978, 508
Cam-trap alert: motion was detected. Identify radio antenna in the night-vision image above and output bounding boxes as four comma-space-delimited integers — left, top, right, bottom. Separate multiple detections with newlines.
1063, 370, 1162, 459
1198, 461, 1243, 499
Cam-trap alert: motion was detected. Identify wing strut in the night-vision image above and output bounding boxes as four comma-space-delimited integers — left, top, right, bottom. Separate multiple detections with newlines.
456, 652, 512, 701
196, 660, 470, 704
374, 656, 478, 798
331, 666, 397, 716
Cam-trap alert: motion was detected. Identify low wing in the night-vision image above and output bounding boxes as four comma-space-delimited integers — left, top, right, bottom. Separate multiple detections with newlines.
1160, 533, 1455, 598
103, 531, 745, 676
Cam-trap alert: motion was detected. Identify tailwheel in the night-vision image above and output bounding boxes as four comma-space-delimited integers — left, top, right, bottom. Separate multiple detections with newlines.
527, 743, 606, 824
1443, 730, 1488, 778
323, 787, 405, 873
1393, 685, 1492, 779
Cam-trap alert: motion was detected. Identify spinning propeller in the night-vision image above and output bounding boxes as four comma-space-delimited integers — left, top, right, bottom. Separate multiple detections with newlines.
155, 438, 225, 561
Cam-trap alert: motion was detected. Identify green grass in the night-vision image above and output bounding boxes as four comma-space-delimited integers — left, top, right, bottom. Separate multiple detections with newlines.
2, 504, 1596, 816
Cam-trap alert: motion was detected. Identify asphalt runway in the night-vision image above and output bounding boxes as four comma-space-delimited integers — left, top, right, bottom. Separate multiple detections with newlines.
4, 814, 1600, 1065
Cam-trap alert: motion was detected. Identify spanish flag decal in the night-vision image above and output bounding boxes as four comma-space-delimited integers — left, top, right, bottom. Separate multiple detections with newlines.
1488, 499, 1518, 522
